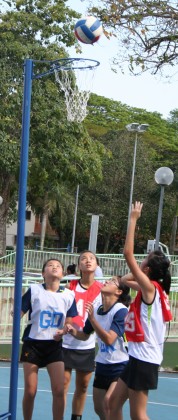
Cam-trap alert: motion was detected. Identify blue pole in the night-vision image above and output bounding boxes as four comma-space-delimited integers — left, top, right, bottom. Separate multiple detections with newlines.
8, 59, 33, 420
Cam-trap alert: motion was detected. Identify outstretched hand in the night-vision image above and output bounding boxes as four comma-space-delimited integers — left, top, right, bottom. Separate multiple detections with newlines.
131, 201, 143, 220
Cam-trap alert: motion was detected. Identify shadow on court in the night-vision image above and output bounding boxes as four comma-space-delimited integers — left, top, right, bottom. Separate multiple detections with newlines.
0, 362, 178, 419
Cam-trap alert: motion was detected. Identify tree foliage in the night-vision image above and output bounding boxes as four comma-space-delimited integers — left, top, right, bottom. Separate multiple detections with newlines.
75, 128, 177, 253
86, 93, 178, 167
0, 0, 106, 254
88, 0, 178, 76
45, 92, 178, 253
74, 94, 178, 252
1, 1, 178, 255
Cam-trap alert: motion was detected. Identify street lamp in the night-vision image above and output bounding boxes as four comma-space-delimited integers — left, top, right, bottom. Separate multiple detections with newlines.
126, 123, 149, 230
71, 184, 79, 253
155, 167, 174, 250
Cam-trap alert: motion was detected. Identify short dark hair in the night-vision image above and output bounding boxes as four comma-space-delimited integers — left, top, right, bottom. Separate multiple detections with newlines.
42, 259, 64, 273
67, 264, 76, 274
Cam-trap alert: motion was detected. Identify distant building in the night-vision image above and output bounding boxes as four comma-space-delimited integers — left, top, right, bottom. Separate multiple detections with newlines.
6, 207, 59, 249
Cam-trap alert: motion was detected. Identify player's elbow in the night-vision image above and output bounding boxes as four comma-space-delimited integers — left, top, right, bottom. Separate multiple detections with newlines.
123, 247, 130, 258
104, 336, 114, 346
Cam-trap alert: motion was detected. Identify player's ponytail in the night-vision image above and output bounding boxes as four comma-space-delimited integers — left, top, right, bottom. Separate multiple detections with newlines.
162, 270, 171, 295
147, 250, 171, 295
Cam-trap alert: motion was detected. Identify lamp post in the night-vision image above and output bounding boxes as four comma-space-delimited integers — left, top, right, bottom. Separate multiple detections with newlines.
71, 184, 79, 253
155, 167, 174, 250
126, 123, 149, 230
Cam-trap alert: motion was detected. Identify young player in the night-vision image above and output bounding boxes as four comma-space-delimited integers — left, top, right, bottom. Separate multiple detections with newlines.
108, 202, 172, 420
20, 258, 78, 420
62, 250, 103, 420
66, 276, 131, 420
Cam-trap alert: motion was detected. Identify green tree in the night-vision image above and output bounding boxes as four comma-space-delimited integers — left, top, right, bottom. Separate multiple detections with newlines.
0, 1, 106, 254
76, 95, 178, 252
166, 110, 178, 252
88, 0, 178, 76
48, 184, 77, 249
86, 94, 178, 166
75, 130, 151, 252
37, 93, 178, 253
76, 128, 176, 253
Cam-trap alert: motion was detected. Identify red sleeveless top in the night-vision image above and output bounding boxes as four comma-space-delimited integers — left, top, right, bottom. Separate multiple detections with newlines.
125, 281, 172, 342
69, 280, 102, 328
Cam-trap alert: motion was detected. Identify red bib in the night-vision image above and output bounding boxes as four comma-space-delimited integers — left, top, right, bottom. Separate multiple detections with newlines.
125, 281, 172, 342
69, 280, 102, 328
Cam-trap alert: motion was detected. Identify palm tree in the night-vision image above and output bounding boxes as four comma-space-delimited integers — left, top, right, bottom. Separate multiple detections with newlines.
29, 183, 76, 250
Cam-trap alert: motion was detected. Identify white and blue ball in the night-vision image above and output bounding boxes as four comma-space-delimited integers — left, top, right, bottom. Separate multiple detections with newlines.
74, 16, 103, 44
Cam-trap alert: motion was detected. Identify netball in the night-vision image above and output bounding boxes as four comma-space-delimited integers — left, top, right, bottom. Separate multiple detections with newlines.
74, 16, 103, 44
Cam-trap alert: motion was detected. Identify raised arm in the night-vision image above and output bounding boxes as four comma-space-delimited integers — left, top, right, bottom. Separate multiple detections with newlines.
121, 273, 140, 291
124, 202, 155, 303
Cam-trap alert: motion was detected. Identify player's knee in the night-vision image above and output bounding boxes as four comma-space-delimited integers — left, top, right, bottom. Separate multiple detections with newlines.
76, 382, 88, 395
108, 394, 121, 415
130, 410, 148, 420
94, 405, 102, 417
103, 394, 109, 413
64, 370, 71, 390
94, 399, 103, 417
52, 385, 64, 399
24, 387, 37, 400
108, 393, 114, 410
64, 377, 69, 391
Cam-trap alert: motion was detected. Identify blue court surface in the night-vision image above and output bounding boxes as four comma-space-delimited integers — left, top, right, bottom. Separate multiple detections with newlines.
0, 362, 178, 419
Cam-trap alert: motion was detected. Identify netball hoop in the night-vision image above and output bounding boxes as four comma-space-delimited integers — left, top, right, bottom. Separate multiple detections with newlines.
52, 58, 100, 123
6, 57, 100, 420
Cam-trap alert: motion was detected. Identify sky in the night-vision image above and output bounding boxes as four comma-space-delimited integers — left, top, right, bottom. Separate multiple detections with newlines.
67, 0, 178, 119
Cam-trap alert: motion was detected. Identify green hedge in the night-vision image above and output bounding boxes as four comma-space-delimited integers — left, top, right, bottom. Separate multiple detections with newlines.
1, 342, 178, 370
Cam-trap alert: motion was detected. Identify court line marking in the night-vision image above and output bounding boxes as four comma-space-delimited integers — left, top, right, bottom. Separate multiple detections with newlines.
0, 386, 178, 408
148, 402, 178, 408
0, 367, 178, 380
159, 376, 178, 380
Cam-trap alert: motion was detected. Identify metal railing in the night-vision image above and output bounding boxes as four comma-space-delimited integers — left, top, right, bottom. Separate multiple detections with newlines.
0, 250, 178, 343
0, 276, 178, 343
1, 249, 178, 278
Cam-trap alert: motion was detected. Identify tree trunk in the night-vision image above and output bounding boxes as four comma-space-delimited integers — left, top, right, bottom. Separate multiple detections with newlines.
0, 204, 7, 256
169, 215, 177, 255
0, 178, 12, 256
40, 211, 48, 250
103, 233, 111, 254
